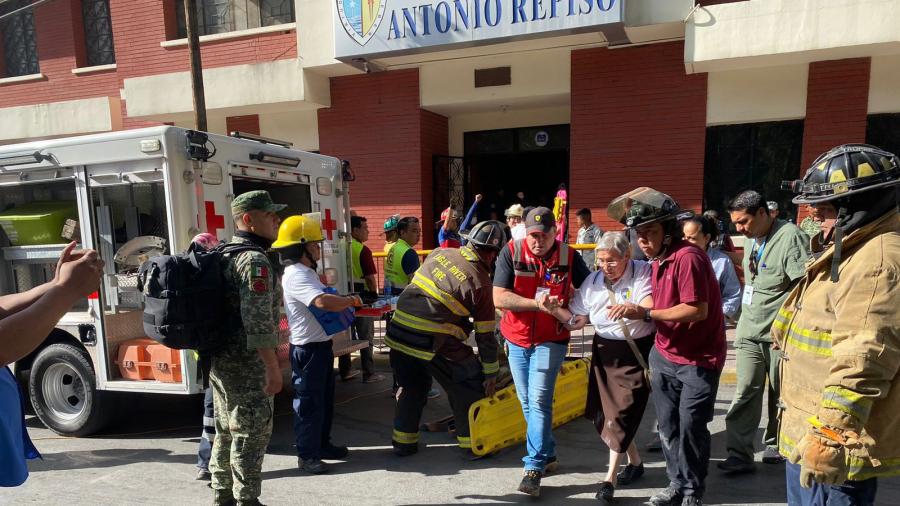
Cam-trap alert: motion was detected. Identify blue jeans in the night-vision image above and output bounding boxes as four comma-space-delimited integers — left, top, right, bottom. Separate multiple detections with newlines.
291, 341, 336, 460
785, 462, 877, 506
506, 341, 567, 472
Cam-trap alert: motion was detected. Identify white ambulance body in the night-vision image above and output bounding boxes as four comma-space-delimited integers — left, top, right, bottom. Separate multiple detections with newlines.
0, 126, 354, 436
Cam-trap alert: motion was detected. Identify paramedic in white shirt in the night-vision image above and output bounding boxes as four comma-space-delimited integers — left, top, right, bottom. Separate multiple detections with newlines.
272, 215, 361, 476
558, 232, 655, 503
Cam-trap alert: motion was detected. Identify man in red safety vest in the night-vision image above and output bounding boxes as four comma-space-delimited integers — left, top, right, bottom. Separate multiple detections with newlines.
493, 206, 591, 497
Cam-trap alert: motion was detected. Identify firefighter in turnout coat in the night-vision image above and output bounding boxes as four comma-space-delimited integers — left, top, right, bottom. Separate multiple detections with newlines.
775, 144, 900, 505
386, 220, 507, 457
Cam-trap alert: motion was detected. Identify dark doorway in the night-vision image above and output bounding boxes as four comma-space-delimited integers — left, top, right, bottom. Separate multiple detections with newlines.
464, 125, 569, 222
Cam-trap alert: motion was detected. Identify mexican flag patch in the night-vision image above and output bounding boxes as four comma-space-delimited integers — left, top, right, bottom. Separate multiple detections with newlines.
253, 265, 269, 278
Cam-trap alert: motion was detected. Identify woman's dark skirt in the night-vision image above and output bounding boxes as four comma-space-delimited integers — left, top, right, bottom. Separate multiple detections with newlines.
584, 333, 654, 453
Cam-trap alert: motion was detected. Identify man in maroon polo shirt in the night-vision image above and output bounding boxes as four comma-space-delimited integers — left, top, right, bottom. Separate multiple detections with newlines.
606, 188, 725, 506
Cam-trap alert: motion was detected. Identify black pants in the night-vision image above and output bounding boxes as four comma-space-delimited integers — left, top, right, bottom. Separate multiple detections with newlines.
650, 347, 720, 499
390, 348, 485, 451
291, 341, 336, 460
197, 387, 215, 470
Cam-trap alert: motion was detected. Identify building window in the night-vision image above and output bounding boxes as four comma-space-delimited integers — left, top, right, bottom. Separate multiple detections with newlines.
174, 0, 295, 38
82, 0, 115, 66
703, 120, 804, 223
0, 0, 40, 77
866, 114, 900, 157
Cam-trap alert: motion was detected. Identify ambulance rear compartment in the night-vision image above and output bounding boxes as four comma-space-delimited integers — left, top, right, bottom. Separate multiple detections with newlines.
83, 165, 190, 387
0, 174, 86, 312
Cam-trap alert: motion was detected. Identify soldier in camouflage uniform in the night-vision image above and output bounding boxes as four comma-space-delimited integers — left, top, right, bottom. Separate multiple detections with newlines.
210, 190, 285, 506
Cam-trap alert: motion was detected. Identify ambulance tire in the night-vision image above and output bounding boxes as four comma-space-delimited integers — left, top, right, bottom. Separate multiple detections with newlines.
28, 343, 112, 437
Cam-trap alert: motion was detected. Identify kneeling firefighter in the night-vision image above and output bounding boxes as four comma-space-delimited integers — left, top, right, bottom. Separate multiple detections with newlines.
386, 220, 507, 457
777, 144, 900, 505
272, 214, 362, 475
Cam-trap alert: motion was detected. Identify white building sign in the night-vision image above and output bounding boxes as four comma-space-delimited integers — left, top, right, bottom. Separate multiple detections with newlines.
334, 0, 625, 60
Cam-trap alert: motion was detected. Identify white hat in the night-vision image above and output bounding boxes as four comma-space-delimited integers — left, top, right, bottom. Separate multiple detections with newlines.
504, 204, 525, 218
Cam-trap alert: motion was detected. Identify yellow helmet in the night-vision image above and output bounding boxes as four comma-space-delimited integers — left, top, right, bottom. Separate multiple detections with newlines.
272, 214, 324, 249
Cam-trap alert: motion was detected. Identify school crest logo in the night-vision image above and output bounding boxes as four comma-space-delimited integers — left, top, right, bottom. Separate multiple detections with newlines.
337, 0, 386, 46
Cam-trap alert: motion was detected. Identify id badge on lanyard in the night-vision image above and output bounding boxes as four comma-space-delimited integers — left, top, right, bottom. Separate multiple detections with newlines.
535, 270, 552, 301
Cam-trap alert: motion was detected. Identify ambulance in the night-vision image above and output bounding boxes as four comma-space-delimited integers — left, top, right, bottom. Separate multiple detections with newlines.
0, 126, 358, 436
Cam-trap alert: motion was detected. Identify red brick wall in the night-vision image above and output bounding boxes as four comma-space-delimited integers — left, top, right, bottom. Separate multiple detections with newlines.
110, 0, 296, 83
0, 0, 118, 108
800, 58, 871, 171
318, 69, 447, 252
0, 0, 296, 129
570, 42, 708, 234
226, 115, 261, 135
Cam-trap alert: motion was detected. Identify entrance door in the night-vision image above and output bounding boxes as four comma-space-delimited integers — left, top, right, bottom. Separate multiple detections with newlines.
464, 125, 569, 222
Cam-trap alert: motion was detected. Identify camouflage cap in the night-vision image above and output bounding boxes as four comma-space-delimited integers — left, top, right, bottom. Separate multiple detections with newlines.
231, 190, 287, 215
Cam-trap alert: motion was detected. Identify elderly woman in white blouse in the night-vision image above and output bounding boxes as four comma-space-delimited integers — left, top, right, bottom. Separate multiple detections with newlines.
559, 232, 655, 504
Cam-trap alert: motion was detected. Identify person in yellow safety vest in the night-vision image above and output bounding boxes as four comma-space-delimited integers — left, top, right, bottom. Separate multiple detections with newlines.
776, 144, 900, 505
339, 216, 384, 383
384, 217, 421, 296
386, 220, 508, 458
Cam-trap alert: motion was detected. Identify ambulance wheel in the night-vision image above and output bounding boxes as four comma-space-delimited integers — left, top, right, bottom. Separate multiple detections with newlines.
28, 343, 111, 436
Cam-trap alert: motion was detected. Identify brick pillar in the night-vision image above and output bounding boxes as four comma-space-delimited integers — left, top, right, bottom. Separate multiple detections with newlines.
318, 69, 447, 251
570, 41, 708, 233
226, 114, 260, 135
800, 58, 871, 170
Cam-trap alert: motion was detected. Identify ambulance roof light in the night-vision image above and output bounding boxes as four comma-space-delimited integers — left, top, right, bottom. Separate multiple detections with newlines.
250, 151, 300, 168
0, 151, 51, 169
229, 131, 293, 148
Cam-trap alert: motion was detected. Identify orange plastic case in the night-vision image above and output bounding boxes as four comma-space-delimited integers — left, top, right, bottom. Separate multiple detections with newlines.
116, 338, 156, 381
468, 358, 589, 456
147, 344, 182, 383
116, 339, 182, 383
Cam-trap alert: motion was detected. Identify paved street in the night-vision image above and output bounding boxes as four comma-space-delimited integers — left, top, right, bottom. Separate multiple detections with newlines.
6, 352, 899, 505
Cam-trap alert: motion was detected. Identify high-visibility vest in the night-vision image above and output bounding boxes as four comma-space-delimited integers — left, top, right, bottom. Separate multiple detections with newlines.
351, 238, 364, 284
385, 239, 413, 288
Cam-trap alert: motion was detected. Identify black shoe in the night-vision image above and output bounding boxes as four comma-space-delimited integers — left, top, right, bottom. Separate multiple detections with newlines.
616, 462, 644, 486
762, 446, 785, 464
518, 470, 542, 497
196, 468, 211, 481
595, 481, 615, 503
681, 496, 702, 506
645, 433, 662, 452
321, 444, 349, 459
298, 458, 328, 474
393, 444, 418, 457
543, 456, 559, 475
648, 485, 683, 506
717, 456, 756, 474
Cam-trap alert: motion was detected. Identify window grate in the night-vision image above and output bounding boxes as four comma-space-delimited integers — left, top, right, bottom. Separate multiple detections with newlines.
82, 0, 116, 66
175, 0, 294, 38
0, 0, 40, 77
260, 0, 294, 26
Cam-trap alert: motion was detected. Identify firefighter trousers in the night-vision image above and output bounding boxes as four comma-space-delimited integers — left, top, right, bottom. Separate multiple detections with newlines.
390, 348, 485, 452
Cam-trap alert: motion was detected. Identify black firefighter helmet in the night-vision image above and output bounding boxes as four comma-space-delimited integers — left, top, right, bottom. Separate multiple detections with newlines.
607, 187, 694, 229
782, 144, 900, 204
466, 220, 508, 251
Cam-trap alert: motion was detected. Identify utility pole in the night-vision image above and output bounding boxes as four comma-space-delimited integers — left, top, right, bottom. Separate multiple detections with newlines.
184, 0, 207, 131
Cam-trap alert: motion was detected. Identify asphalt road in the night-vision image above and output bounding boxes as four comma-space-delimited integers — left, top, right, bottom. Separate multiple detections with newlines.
5, 353, 899, 505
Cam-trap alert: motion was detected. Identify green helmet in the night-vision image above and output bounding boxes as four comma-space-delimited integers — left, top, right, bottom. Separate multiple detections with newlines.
383, 214, 400, 232
783, 144, 900, 204
607, 187, 693, 229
